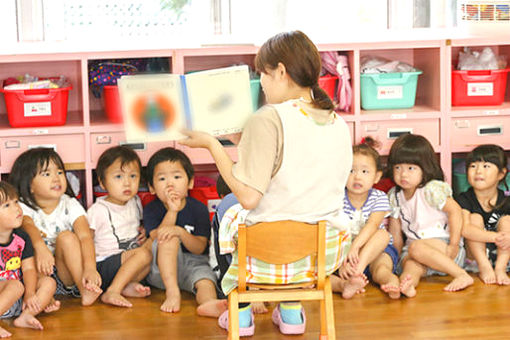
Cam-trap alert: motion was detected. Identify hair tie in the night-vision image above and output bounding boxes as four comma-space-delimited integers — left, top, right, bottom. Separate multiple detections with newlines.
310, 83, 319, 101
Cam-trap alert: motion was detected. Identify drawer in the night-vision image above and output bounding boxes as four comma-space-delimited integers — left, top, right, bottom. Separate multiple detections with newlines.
450, 116, 510, 152
90, 132, 175, 166
359, 119, 439, 155
0, 134, 85, 171
177, 138, 238, 165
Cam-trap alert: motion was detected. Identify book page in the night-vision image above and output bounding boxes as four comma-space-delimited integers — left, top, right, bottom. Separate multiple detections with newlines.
118, 74, 186, 142
184, 65, 253, 136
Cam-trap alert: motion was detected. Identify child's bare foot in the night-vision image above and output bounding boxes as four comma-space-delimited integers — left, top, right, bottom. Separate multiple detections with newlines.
101, 291, 133, 307
196, 299, 228, 317
399, 274, 416, 298
161, 290, 181, 313
0, 326, 11, 338
495, 270, 510, 285
121, 282, 151, 298
81, 283, 102, 306
44, 298, 61, 313
478, 264, 496, 284
444, 273, 474, 292
381, 276, 401, 299
341, 273, 368, 299
13, 312, 43, 330
252, 301, 268, 314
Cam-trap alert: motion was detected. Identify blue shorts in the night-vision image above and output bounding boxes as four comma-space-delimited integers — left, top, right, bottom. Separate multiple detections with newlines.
363, 243, 399, 280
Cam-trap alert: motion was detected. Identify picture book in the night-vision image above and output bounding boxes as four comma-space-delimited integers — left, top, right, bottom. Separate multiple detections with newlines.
117, 65, 253, 143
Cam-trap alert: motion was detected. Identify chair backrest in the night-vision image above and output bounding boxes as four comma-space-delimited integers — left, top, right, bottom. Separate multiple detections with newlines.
237, 220, 326, 292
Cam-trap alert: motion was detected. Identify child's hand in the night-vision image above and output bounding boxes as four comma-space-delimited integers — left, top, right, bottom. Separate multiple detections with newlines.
157, 225, 182, 243
165, 190, 182, 212
495, 232, 510, 250
178, 130, 216, 149
35, 246, 55, 276
82, 268, 102, 291
446, 244, 458, 259
23, 294, 42, 314
346, 247, 360, 267
339, 260, 356, 280
136, 226, 147, 245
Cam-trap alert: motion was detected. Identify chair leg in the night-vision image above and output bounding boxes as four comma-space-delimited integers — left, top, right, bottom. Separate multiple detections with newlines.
324, 278, 336, 340
228, 290, 239, 340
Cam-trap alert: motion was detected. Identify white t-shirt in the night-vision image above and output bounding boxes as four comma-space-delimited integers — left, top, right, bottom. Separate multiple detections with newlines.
20, 194, 87, 254
87, 196, 142, 262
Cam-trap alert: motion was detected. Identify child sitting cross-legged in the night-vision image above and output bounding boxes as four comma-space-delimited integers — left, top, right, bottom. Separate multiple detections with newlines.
143, 147, 226, 316
0, 182, 58, 336
330, 139, 400, 299
87, 146, 152, 308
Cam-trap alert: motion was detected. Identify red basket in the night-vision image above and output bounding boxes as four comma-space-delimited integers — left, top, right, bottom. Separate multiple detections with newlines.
318, 74, 338, 100
452, 68, 510, 106
0, 83, 72, 128
103, 85, 123, 123
189, 186, 220, 221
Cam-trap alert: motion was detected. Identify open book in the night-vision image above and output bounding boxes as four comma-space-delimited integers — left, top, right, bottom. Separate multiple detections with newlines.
118, 65, 253, 142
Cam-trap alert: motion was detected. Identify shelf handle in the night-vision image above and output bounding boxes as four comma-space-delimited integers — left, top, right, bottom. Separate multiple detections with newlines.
477, 125, 503, 136
119, 141, 146, 151
364, 124, 379, 132
387, 128, 413, 140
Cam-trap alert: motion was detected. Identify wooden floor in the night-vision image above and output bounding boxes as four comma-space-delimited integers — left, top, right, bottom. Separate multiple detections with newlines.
4, 274, 510, 339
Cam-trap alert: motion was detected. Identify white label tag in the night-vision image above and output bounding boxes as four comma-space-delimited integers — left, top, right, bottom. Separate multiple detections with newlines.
377, 86, 403, 100
24, 102, 52, 117
207, 199, 221, 213
467, 82, 493, 96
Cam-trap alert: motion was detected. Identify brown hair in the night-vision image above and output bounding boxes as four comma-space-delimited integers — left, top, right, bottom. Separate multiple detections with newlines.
0, 182, 18, 205
354, 137, 382, 171
386, 134, 444, 187
255, 30, 334, 110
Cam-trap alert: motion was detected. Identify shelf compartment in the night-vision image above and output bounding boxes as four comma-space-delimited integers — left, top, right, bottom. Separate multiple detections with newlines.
450, 115, 510, 152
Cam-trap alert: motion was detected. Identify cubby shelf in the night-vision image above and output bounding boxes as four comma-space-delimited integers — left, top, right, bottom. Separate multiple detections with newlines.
0, 35, 509, 206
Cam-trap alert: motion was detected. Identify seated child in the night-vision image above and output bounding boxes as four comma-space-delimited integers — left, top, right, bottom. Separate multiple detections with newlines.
456, 144, 510, 285
9, 148, 102, 306
331, 141, 399, 299
211, 176, 268, 313
387, 134, 473, 297
143, 147, 226, 316
0, 182, 58, 336
87, 146, 152, 307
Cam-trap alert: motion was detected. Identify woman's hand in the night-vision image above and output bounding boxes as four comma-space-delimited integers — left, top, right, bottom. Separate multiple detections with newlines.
177, 130, 216, 149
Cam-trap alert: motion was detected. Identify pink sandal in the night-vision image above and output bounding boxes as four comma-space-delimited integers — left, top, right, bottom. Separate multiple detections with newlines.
272, 305, 306, 335
218, 309, 255, 337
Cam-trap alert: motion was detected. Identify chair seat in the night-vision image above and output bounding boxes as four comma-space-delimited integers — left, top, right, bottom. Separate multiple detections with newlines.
246, 282, 315, 290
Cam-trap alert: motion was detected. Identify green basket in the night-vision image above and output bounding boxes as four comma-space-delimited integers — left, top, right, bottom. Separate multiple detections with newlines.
360, 70, 422, 110
250, 78, 261, 112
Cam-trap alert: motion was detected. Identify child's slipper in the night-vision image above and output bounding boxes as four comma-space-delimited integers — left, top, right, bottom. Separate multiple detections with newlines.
272, 305, 306, 335
218, 309, 255, 337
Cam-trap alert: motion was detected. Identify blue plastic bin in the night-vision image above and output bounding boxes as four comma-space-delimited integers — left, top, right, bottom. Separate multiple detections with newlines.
360, 70, 422, 110
250, 78, 261, 112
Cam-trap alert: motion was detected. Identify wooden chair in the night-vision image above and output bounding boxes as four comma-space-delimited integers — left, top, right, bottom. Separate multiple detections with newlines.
227, 220, 336, 340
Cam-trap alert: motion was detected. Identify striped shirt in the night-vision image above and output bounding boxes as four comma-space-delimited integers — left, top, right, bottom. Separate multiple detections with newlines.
343, 188, 391, 237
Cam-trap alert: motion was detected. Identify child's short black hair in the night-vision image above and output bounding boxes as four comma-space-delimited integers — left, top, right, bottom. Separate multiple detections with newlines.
8, 148, 75, 210
96, 146, 142, 186
216, 175, 231, 198
0, 182, 18, 205
146, 147, 194, 187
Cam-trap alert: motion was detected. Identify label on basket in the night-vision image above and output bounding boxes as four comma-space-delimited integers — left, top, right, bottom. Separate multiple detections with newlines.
377, 86, 403, 100
24, 102, 52, 117
467, 83, 493, 96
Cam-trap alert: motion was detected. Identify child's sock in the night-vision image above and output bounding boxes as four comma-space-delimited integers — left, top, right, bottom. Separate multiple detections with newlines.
239, 304, 252, 328
279, 302, 303, 325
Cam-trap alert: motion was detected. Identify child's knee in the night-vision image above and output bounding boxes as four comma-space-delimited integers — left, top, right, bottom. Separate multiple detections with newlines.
408, 241, 426, 259
157, 237, 180, 252
38, 276, 57, 290
136, 246, 153, 264
9, 280, 24, 297
56, 230, 79, 247
497, 216, 510, 231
